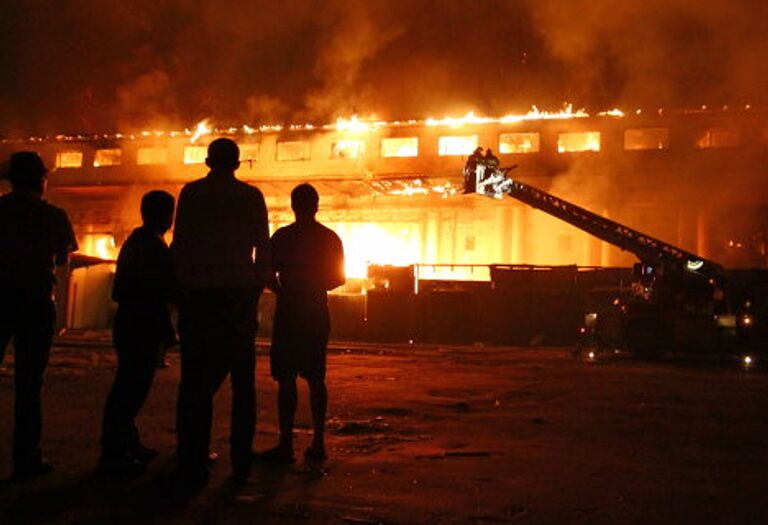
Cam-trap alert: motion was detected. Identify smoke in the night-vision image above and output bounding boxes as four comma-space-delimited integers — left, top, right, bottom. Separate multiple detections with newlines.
116, 70, 180, 130
527, 0, 768, 108
1, 0, 767, 135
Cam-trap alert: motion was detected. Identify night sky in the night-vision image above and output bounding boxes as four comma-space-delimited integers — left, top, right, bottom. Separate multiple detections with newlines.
1, 0, 768, 135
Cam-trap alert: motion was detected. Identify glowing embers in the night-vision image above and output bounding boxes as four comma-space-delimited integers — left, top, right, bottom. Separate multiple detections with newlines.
330, 222, 420, 278
499, 132, 540, 154
370, 178, 460, 197
624, 128, 670, 150
137, 147, 168, 165
184, 146, 207, 165
695, 127, 740, 149
276, 141, 310, 161
55, 151, 83, 169
438, 135, 478, 156
332, 140, 364, 159
381, 137, 418, 158
557, 131, 601, 153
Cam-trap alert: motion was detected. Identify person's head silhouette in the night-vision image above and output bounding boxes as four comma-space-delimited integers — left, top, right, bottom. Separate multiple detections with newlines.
8, 151, 47, 194
291, 183, 319, 221
206, 138, 240, 172
140, 190, 175, 235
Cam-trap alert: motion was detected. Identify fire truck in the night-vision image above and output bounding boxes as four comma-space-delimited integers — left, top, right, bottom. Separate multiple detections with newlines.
465, 162, 763, 361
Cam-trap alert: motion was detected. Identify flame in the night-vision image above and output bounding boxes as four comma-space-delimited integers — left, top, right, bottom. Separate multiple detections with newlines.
597, 108, 625, 117
499, 104, 589, 123
332, 115, 385, 132
425, 104, 592, 128
331, 223, 419, 278
426, 111, 493, 128
79, 234, 118, 261
6, 104, 642, 143
189, 119, 211, 144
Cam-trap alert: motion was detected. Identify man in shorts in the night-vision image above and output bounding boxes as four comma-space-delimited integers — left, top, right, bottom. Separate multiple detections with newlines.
262, 183, 344, 464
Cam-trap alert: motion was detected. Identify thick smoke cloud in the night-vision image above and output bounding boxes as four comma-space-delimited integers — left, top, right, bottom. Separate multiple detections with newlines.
1, 0, 767, 135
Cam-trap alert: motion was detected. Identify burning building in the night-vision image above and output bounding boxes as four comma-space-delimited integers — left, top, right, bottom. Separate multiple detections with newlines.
2, 106, 767, 343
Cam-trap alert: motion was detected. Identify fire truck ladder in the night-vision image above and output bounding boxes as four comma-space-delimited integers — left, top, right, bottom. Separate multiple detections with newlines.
472, 168, 723, 277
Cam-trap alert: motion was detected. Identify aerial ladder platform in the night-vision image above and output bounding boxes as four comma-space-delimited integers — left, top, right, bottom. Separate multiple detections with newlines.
463, 160, 747, 358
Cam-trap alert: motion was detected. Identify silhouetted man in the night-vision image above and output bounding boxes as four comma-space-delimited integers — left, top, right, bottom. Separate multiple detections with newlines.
100, 190, 176, 475
261, 183, 344, 464
0, 152, 77, 481
172, 138, 269, 488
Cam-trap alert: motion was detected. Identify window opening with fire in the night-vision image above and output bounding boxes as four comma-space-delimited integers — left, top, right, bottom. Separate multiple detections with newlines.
56, 151, 83, 169
276, 141, 310, 161
380, 137, 418, 158
695, 127, 740, 149
438, 135, 479, 156
240, 144, 259, 160
557, 132, 601, 153
499, 132, 540, 154
332, 140, 364, 159
624, 128, 669, 150
93, 149, 121, 167
137, 147, 168, 165
184, 146, 207, 164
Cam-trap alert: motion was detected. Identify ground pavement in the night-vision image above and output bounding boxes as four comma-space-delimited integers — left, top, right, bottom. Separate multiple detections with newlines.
1, 334, 767, 524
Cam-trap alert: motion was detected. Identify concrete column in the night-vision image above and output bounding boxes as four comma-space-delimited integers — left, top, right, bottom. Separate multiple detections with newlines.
696, 211, 710, 258
512, 205, 523, 263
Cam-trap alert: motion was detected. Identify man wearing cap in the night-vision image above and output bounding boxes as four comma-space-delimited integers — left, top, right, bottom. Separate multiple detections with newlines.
0, 152, 78, 482
172, 138, 270, 488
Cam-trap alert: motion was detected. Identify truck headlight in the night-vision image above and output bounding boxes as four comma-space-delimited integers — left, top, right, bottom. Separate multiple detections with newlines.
739, 314, 755, 328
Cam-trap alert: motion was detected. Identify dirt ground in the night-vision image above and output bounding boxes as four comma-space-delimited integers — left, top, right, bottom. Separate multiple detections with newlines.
1, 334, 767, 525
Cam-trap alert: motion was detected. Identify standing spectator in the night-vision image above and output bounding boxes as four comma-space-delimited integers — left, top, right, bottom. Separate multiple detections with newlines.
172, 138, 269, 488
99, 190, 176, 475
261, 183, 344, 464
0, 152, 77, 482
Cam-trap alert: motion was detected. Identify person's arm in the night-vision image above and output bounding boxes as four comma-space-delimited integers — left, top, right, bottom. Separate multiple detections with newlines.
265, 234, 281, 294
324, 234, 346, 291
170, 187, 188, 263
53, 208, 78, 279
252, 189, 271, 288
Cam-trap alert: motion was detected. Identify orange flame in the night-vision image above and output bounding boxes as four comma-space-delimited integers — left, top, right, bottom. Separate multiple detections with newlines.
189, 119, 211, 144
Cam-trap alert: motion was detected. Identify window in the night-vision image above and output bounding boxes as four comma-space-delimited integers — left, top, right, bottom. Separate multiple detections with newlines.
183, 146, 207, 164
695, 127, 739, 149
55, 151, 83, 168
276, 141, 310, 161
332, 140, 364, 159
624, 128, 669, 150
381, 137, 418, 158
438, 135, 478, 156
137, 147, 168, 165
557, 132, 601, 153
499, 132, 540, 154
93, 149, 121, 167
240, 144, 259, 162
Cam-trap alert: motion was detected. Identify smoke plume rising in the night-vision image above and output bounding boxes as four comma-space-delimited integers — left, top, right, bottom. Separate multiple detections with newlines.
1, 0, 767, 135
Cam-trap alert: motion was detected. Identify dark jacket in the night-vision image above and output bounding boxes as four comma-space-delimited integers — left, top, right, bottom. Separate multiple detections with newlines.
113, 226, 176, 346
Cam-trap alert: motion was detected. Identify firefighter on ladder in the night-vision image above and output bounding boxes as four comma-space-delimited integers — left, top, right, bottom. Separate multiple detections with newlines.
463, 147, 485, 194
